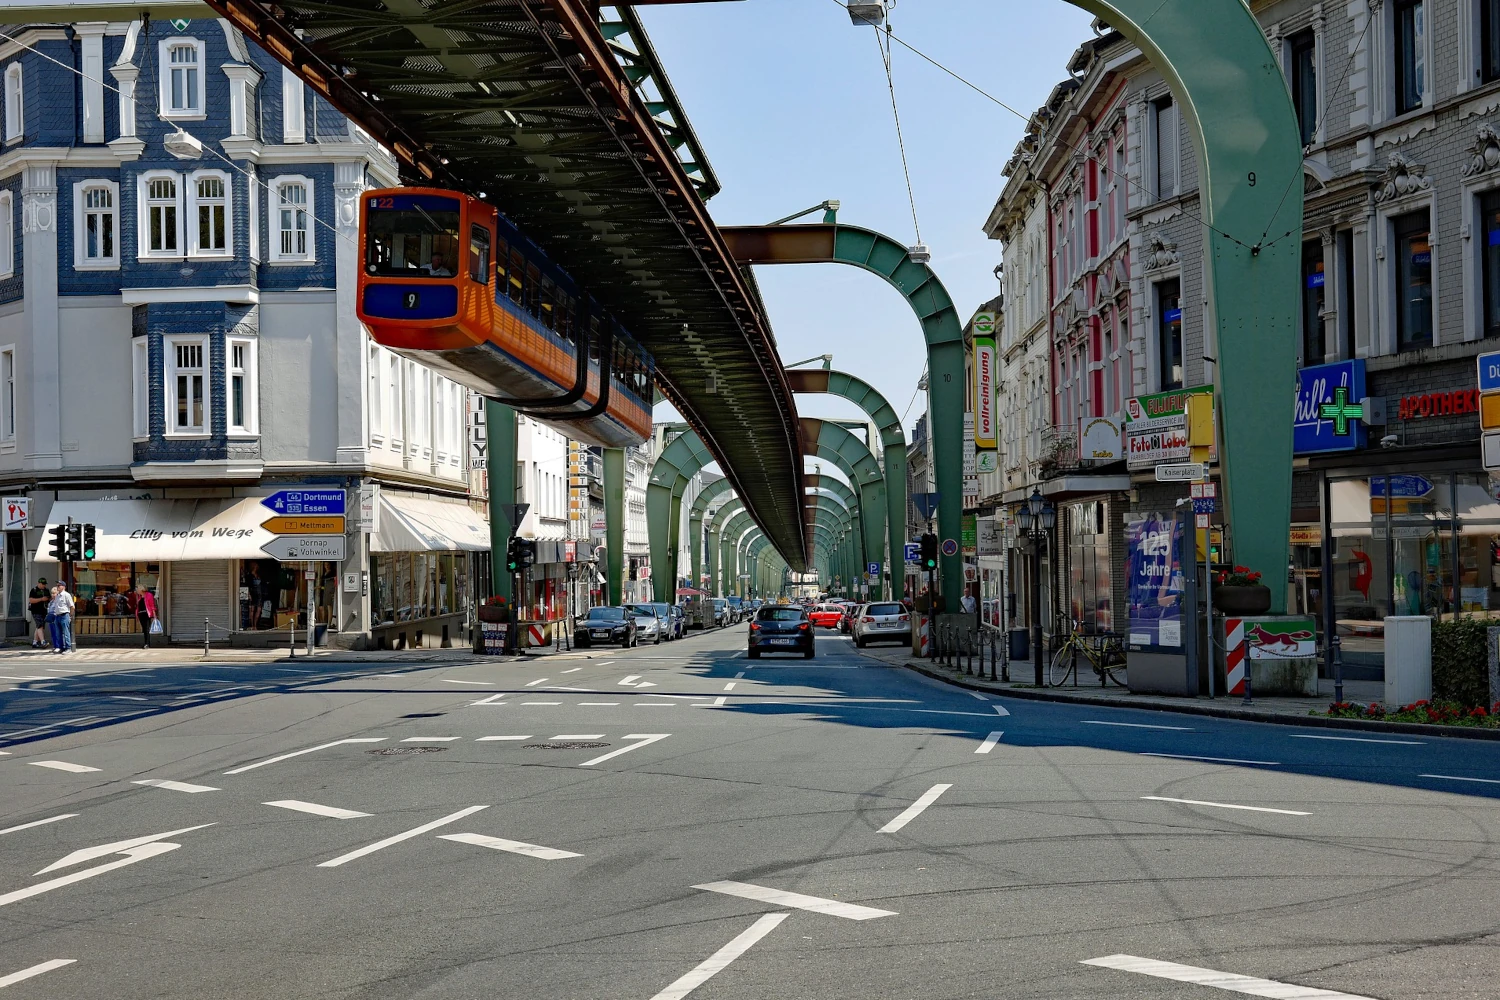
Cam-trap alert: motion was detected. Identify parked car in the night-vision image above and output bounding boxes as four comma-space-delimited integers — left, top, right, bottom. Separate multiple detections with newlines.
808, 603, 846, 628
838, 603, 864, 634
709, 598, 729, 627
725, 595, 744, 621
626, 603, 672, 644
748, 605, 815, 659
851, 601, 912, 648
575, 606, 638, 648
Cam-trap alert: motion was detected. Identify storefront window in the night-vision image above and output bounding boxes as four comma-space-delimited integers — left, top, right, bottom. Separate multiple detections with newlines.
1067, 501, 1112, 632
370, 552, 472, 624
239, 559, 337, 631
73, 562, 159, 634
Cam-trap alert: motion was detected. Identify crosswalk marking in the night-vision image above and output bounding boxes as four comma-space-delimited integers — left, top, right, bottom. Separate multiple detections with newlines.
1081, 955, 1378, 998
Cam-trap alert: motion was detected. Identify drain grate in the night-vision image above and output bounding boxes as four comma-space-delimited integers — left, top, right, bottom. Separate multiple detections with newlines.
523, 742, 609, 750
367, 746, 448, 755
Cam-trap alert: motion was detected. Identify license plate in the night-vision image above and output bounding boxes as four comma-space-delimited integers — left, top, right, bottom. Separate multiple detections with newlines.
878, 622, 896, 629
592, 631, 609, 638
771, 638, 796, 646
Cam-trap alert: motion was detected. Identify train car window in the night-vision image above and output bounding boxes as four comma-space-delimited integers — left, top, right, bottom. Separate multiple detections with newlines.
364, 196, 460, 278
588, 317, 602, 362
508, 248, 525, 304
468, 224, 491, 282
526, 264, 542, 317
494, 237, 509, 288
539, 276, 557, 330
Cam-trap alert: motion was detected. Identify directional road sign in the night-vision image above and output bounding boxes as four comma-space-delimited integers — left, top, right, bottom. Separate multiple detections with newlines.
1480, 351, 1500, 392
1156, 463, 1206, 482
260, 489, 346, 515
261, 535, 347, 561
904, 542, 921, 564
261, 515, 345, 535
1369, 475, 1433, 499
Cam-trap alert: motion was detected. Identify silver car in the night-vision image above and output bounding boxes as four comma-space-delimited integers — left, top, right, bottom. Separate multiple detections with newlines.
625, 604, 665, 645
851, 601, 912, 648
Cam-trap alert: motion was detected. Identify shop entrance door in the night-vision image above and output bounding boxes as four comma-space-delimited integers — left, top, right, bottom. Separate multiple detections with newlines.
170, 561, 232, 641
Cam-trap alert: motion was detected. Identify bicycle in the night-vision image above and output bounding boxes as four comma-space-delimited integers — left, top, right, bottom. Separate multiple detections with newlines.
1048, 619, 1127, 687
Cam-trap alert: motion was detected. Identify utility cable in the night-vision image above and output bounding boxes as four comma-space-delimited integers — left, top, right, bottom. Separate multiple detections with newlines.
873, 25, 922, 245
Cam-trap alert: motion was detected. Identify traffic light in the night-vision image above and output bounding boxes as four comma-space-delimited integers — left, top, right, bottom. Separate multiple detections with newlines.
47, 524, 66, 561
505, 536, 522, 573
516, 537, 536, 569
919, 532, 938, 571
64, 524, 82, 562
81, 524, 96, 561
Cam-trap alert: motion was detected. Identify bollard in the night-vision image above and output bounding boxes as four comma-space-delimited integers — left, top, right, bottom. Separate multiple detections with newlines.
989, 630, 999, 681
289, 618, 297, 659
204, 617, 210, 658
967, 629, 975, 675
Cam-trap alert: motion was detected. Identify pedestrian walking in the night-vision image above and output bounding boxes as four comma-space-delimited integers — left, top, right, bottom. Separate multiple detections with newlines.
132, 584, 158, 648
28, 577, 48, 648
49, 582, 75, 654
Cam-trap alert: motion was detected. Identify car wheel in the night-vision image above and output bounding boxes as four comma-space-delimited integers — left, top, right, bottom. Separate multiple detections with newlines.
748, 648, 760, 659
855, 636, 866, 648
803, 647, 815, 659
654, 632, 662, 645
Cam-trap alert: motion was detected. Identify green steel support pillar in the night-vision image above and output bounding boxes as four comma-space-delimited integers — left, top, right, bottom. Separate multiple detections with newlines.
646, 429, 714, 602
688, 508, 704, 590
484, 400, 516, 603
707, 526, 721, 597
668, 492, 683, 593
603, 448, 625, 607
689, 478, 736, 586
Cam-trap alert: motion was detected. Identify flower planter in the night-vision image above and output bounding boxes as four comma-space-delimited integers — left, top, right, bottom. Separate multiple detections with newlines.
1213, 584, 1272, 616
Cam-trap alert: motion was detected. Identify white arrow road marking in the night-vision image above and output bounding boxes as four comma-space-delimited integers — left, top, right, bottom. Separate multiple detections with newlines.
647, 913, 788, 1000
618, 675, 641, 686
5, 842, 180, 907
577, 733, 670, 767
317, 806, 487, 868
1081, 955, 1378, 998
975, 732, 1003, 754
264, 800, 371, 819
967, 691, 988, 701
636, 680, 657, 688
879, 783, 953, 833
30, 761, 100, 774
0, 815, 75, 837
694, 881, 896, 920
0, 959, 76, 988
36, 824, 216, 875
992, 704, 1010, 717
1142, 796, 1311, 816
224, 738, 386, 775
437, 832, 582, 860
132, 779, 219, 794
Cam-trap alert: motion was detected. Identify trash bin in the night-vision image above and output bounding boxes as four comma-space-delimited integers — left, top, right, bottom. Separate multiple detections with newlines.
312, 623, 328, 647
1008, 628, 1029, 661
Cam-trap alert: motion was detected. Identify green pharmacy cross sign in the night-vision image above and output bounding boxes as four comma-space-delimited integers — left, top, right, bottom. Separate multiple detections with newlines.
1318, 387, 1364, 436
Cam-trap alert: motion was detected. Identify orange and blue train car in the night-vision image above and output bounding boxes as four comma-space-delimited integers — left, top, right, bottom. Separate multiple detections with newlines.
356, 186, 653, 449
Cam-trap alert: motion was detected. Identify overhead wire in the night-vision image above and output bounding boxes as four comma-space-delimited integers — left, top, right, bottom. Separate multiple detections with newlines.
872, 23, 922, 244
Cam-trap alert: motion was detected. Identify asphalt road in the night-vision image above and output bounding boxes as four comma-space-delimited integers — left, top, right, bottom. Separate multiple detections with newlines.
3, 624, 1500, 999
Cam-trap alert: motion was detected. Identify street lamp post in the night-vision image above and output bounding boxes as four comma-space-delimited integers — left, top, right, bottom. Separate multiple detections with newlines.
1014, 489, 1055, 686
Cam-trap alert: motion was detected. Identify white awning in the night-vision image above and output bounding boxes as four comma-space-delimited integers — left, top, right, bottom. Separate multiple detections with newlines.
35, 498, 276, 562
369, 494, 490, 553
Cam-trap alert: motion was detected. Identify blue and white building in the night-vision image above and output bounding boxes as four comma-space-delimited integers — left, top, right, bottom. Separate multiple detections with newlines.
0, 18, 486, 647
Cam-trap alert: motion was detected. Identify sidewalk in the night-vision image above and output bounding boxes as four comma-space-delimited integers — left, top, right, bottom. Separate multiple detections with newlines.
0, 634, 624, 665
857, 643, 1500, 741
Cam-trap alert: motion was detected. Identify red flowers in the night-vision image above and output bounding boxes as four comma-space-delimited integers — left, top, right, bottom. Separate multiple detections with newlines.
1216, 565, 1264, 587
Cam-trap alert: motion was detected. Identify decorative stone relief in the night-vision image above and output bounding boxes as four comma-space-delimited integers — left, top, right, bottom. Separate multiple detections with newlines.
21, 164, 55, 235
1464, 123, 1500, 177
1373, 152, 1431, 203
1141, 231, 1178, 272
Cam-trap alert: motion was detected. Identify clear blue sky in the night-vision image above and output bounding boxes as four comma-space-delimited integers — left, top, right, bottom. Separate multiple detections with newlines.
640, 0, 1093, 442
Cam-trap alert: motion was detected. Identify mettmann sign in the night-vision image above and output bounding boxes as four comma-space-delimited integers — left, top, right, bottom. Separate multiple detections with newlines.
972, 311, 997, 451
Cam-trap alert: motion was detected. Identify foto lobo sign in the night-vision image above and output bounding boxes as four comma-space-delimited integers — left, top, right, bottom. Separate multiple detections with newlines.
972, 311, 997, 450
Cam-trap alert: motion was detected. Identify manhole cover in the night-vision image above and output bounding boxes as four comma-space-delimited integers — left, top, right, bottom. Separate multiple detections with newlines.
366, 746, 447, 755
523, 742, 609, 750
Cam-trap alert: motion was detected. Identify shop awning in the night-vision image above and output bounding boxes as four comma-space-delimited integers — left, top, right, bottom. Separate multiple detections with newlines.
370, 494, 490, 553
34, 498, 275, 562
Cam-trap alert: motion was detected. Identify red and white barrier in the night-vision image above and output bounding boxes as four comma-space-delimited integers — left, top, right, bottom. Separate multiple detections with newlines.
917, 615, 930, 657
527, 623, 547, 648
1224, 617, 1246, 696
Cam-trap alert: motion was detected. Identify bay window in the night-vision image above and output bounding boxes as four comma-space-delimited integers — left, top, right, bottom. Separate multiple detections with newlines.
167, 338, 207, 435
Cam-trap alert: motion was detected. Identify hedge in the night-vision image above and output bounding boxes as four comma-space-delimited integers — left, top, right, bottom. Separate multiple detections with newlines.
1431, 617, 1490, 707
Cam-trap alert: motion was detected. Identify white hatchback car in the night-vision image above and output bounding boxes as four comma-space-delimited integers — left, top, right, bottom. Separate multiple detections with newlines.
851, 601, 912, 648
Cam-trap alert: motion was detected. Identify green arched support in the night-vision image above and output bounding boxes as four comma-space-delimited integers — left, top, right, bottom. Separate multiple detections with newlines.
802, 419, 884, 591
806, 473, 858, 522
789, 369, 905, 600
725, 2, 1300, 606
689, 478, 736, 588
646, 428, 715, 602
708, 498, 745, 597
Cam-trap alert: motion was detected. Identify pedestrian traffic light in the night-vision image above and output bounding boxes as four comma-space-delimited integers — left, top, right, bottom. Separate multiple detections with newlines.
81, 524, 96, 561
919, 532, 938, 571
47, 524, 65, 561
63, 524, 82, 562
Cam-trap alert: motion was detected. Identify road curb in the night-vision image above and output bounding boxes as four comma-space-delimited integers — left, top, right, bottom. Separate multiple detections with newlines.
898, 658, 1500, 742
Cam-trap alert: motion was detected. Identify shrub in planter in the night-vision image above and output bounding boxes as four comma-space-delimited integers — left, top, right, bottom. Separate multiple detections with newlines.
1431, 617, 1489, 707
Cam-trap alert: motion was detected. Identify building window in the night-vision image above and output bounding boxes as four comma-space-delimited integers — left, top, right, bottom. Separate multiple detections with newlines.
368, 344, 383, 440
0, 191, 14, 278
1153, 96, 1178, 201
1288, 30, 1317, 146
1482, 191, 1500, 339
1, 347, 14, 442
387, 353, 401, 447
167, 339, 207, 435
140, 173, 182, 258
1302, 240, 1326, 363
131, 339, 149, 439
248, 172, 260, 262
270, 176, 313, 262
227, 338, 256, 435
189, 172, 230, 256
1339, 229, 1358, 357
1113, 135, 1127, 234
3, 63, 21, 142
1485, 0, 1500, 85
1394, 209, 1433, 350
74, 181, 118, 268
1395, 0, 1426, 115
281, 65, 305, 144
1156, 278, 1183, 390
160, 39, 205, 117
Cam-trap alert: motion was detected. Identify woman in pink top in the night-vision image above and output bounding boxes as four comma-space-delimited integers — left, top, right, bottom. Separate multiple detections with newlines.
133, 584, 158, 648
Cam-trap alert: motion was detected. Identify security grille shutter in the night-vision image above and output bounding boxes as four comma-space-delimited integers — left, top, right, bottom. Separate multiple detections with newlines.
168, 560, 230, 639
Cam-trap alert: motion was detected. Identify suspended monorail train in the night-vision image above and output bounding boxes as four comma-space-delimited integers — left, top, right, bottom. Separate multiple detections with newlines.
356, 187, 653, 448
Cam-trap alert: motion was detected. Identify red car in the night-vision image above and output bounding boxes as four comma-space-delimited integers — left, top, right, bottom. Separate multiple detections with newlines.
808, 603, 846, 628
